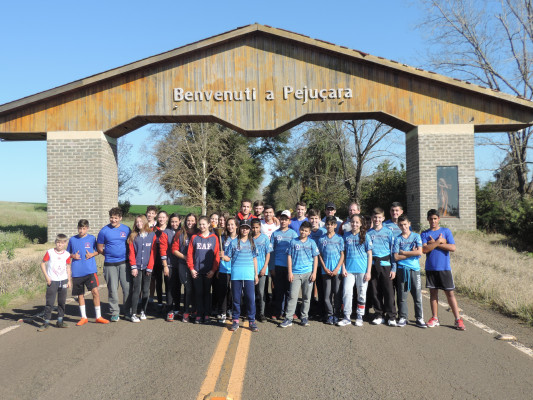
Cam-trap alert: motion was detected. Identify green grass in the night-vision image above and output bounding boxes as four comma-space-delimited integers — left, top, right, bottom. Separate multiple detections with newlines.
128, 204, 201, 216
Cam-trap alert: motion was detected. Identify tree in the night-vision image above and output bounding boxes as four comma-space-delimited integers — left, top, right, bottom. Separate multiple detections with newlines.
418, 0, 533, 197
117, 137, 140, 199
360, 161, 406, 215
149, 123, 266, 215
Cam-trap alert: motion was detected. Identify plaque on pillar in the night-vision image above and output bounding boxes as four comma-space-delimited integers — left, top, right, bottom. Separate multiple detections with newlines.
437, 166, 459, 217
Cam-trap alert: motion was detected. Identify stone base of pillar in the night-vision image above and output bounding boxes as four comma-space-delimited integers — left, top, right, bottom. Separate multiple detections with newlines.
47, 131, 117, 242
406, 125, 476, 231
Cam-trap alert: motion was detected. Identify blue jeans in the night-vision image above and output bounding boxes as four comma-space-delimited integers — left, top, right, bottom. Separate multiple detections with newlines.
232, 280, 256, 322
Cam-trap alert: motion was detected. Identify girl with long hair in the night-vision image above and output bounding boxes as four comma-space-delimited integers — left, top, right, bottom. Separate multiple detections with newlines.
160, 213, 181, 321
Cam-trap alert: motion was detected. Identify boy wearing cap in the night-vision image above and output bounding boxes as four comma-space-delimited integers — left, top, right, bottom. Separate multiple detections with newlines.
320, 202, 342, 233
270, 210, 298, 319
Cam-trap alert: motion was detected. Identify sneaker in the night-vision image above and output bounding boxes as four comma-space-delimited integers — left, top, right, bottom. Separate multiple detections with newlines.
336, 318, 351, 327
76, 318, 88, 326
397, 318, 407, 327
300, 318, 310, 327
455, 318, 466, 331
332, 316, 339, 325
279, 319, 293, 328
216, 314, 223, 320
201, 316, 209, 324
56, 320, 69, 328
218, 314, 227, 323
194, 317, 201, 324
293, 314, 298, 321
355, 317, 363, 327
257, 314, 265, 323
371, 316, 383, 325
271, 315, 279, 321
427, 317, 440, 328
38, 322, 50, 332
250, 321, 259, 332
387, 318, 397, 327
110, 315, 120, 322
416, 318, 427, 328
182, 313, 189, 323
166, 312, 174, 322
326, 316, 335, 325
95, 317, 109, 324
131, 314, 140, 323
230, 320, 240, 331
140, 311, 147, 320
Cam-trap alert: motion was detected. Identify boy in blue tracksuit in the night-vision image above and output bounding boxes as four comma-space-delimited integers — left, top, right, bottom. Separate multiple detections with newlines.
367, 207, 397, 326
270, 210, 298, 319
393, 215, 426, 328
279, 221, 320, 328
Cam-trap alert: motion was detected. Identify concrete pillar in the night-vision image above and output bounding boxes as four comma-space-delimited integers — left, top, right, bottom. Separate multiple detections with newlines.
405, 124, 476, 231
47, 131, 117, 242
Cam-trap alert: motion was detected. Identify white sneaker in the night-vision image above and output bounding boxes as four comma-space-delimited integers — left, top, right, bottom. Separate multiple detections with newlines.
355, 317, 363, 327
371, 317, 383, 325
336, 318, 351, 327
131, 314, 140, 323
140, 311, 147, 320
397, 318, 407, 327
387, 318, 397, 327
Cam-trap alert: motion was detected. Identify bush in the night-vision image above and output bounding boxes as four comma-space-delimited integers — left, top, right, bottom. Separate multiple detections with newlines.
119, 200, 131, 217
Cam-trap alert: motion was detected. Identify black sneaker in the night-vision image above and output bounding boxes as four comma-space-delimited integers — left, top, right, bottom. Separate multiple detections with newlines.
257, 314, 265, 323
38, 322, 50, 332
56, 321, 69, 328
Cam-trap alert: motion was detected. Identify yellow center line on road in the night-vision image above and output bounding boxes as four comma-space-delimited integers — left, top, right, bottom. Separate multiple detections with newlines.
197, 322, 255, 400
226, 326, 252, 400
196, 326, 234, 400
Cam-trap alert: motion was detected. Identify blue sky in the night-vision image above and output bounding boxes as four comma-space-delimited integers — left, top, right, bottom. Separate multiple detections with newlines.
0, 0, 506, 204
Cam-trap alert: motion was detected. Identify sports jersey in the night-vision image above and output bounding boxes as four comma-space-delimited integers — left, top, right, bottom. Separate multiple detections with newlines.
393, 232, 422, 271
318, 233, 344, 275
187, 233, 220, 274
97, 224, 130, 263
421, 227, 455, 271
309, 227, 327, 246
226, 238, 258, 281
159, 228, 179, 267
343, 232, 372, 274
287, 237, 319, 274
270, 228, 298, 267
128, 232, 156, 271
383, 220, 402, 237
219, 235, 236, 274
253, 233, 273, 275
367, 226, 394, 269
289, 217, 308, 233
260, 220, 279, 239
171, 229, 196, 268
42, 249, 71, 281
67, 234, 97, 277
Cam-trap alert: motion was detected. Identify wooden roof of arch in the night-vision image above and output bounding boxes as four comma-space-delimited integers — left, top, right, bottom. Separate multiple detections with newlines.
1, 23, 532, 140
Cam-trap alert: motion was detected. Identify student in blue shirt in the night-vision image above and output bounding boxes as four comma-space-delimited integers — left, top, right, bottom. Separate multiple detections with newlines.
270, 210, 298, 320
97, 207, 131, 322
393, 215, 426, 328
215, 217, 238, 323
308, 209, 326, 319
367, 207, 397, 326
338, 214, 372, 327
421, 209, 465, 330
251, 218, 273, 323
318, 216, 344, 325
279, 221, 320, 328
223, 221, 259, 332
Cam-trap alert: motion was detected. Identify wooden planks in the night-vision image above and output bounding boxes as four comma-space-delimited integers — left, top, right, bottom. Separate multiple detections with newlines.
1, 25, 533, 140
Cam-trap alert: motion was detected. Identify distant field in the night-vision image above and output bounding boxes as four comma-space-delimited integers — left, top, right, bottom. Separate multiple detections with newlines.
128, 204, 201, 216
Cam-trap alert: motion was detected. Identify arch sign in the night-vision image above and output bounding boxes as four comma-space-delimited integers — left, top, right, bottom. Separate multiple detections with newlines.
1, 24, 532, 239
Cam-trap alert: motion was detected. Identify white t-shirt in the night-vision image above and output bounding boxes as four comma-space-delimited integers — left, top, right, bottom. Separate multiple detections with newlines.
42, 249, 71, 281
261, 220, 280, 239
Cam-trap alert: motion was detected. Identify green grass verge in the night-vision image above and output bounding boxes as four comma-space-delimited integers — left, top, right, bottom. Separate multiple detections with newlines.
128, 204, 201, 215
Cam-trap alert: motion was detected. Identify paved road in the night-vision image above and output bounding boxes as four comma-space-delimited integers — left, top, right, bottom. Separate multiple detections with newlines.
0, 287, 532, 400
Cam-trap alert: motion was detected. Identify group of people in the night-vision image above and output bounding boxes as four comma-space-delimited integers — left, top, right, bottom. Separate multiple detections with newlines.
39, 199, 465, 332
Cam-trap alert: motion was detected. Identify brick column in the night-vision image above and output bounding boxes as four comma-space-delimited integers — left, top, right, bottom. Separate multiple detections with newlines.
406, 124, 476, 231
47, 131, 117, 242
